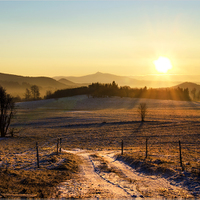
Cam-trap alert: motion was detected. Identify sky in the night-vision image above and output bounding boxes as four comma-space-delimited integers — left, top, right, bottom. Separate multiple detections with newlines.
0, 0, 200, 79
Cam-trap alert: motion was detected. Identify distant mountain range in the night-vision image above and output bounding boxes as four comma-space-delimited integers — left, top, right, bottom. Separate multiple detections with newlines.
0, 72, 199, 98
57, 78, 87, 88
53, 72, 181, 88
0, 72, 84, 97
0, 72, 66, 88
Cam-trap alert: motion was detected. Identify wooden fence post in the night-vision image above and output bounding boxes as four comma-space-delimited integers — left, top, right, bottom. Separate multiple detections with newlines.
36, 142, 39, 168
121, 140, 123, 155
179, 140, 184, 171
60, 138, 62, 153
57, 138, 59, 155
145, 138, 148, 159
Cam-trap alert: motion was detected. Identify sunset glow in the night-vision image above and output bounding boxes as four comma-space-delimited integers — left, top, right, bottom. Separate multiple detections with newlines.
0, 1, 200, 79
154, 57, 172, 73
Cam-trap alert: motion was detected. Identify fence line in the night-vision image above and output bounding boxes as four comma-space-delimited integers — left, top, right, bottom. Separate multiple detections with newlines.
1, 136, 199, 172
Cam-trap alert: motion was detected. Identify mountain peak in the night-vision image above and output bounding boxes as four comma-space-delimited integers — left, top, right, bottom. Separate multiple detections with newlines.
95, 72, 103, 75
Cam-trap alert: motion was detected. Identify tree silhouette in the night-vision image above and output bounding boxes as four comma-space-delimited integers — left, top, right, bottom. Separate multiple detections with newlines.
44, 90, 52, 99
45, 82, 191, 101
0, 86, 15, 137
24, 88, 31, 100
30, 85, 40, 100
191, 88, 196, 100
138, 103, 147, 122
197, 91, 200, 101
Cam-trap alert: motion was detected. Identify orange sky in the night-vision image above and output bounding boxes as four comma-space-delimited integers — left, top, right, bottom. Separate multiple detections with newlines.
0, 1, 200, 79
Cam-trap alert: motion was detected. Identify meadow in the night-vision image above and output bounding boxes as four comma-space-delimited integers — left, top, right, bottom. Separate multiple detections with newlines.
0, 95, 199, 198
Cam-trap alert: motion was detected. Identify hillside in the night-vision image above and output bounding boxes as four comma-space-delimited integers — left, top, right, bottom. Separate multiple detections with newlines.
1, 71, 199, 99
54, 72, 179, 88
0, 73, 66, 87
58, 78, 88, 88
174, 82, 200, 92
54, 72, 145, 87
0, 72, 67, 98
58, 78, 76, 86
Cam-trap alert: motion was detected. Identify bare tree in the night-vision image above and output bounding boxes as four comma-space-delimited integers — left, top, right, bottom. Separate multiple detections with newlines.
0, 86, 15, 137
138, 103, 147, 122
24, 88, 31, 100
30, 85, 40, 100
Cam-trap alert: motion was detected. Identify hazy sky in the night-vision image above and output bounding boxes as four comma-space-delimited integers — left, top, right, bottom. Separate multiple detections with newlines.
0, 1, 200, 77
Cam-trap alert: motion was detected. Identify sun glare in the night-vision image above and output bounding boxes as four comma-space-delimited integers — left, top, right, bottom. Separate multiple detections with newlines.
154, 57, 172, 73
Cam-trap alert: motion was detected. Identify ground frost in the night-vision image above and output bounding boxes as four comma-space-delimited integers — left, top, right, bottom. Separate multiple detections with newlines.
55, 149, 193, 199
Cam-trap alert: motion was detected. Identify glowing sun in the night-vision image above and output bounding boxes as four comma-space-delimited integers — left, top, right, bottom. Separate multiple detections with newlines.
154, 56, 172, 73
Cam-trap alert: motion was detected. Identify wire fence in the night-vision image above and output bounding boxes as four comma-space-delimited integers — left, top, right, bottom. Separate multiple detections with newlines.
0, 135, 199, 173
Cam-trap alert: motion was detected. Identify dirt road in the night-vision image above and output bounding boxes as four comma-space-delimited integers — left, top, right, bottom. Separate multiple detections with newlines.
53, 149, 193, 199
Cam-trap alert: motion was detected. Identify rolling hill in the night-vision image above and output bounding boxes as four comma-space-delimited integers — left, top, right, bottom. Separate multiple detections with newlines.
173, 82, 200, 100
58, 78, 88, 88
53, 72, 180, 88
58, 78, 76, 86
0, 73, 71, 98
54, 72, 144, 86
0, 72, 66, 88
173, 82, 200, 92
1, 71, 199, 99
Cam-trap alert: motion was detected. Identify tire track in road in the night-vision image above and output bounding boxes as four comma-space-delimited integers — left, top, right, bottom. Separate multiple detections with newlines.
100, 151, 194, 198
88, 153, 143, 198
56, 149, 193, 199
57, 149, 143, 199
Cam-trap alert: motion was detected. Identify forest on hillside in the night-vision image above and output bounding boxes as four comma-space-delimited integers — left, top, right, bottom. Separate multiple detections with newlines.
45, 81, 191, 101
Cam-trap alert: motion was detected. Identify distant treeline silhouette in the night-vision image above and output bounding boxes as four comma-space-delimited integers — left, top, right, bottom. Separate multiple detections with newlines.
45, 81, 191, 101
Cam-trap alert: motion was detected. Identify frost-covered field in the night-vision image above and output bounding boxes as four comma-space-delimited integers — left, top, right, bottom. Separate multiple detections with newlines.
0, 95, 199, 198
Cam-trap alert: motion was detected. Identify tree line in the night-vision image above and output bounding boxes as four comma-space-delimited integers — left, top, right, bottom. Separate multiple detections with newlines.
45, 81, 191, 101
0, 82, 192, 137
191, 88, 200, 101
24, 85, 41, 101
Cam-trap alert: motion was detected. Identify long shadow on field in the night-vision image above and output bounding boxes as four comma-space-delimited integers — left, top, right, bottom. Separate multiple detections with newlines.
11, 120, 141, 128
11, 119, 173, 129
131, 122, 144, 134
57, 120, 172, 129
59, 121, 142, 128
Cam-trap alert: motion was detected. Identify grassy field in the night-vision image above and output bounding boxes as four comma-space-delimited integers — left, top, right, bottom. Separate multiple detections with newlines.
0, 95, 199, 197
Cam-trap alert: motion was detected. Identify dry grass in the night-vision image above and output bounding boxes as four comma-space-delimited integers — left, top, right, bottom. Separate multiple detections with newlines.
116, 153, 176, 177
0, 152, 81, 198
91, 154, 118, 173
0, 96, 200, 197
91, 153, 137, 184
115, 153, 200, 198
8, 97, 200, 173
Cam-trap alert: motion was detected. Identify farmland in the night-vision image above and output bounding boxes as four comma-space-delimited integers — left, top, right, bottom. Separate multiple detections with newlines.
0, 95, 199, 198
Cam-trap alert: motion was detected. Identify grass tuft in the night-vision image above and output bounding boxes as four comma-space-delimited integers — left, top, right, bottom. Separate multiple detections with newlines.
0, 152, 81, 198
